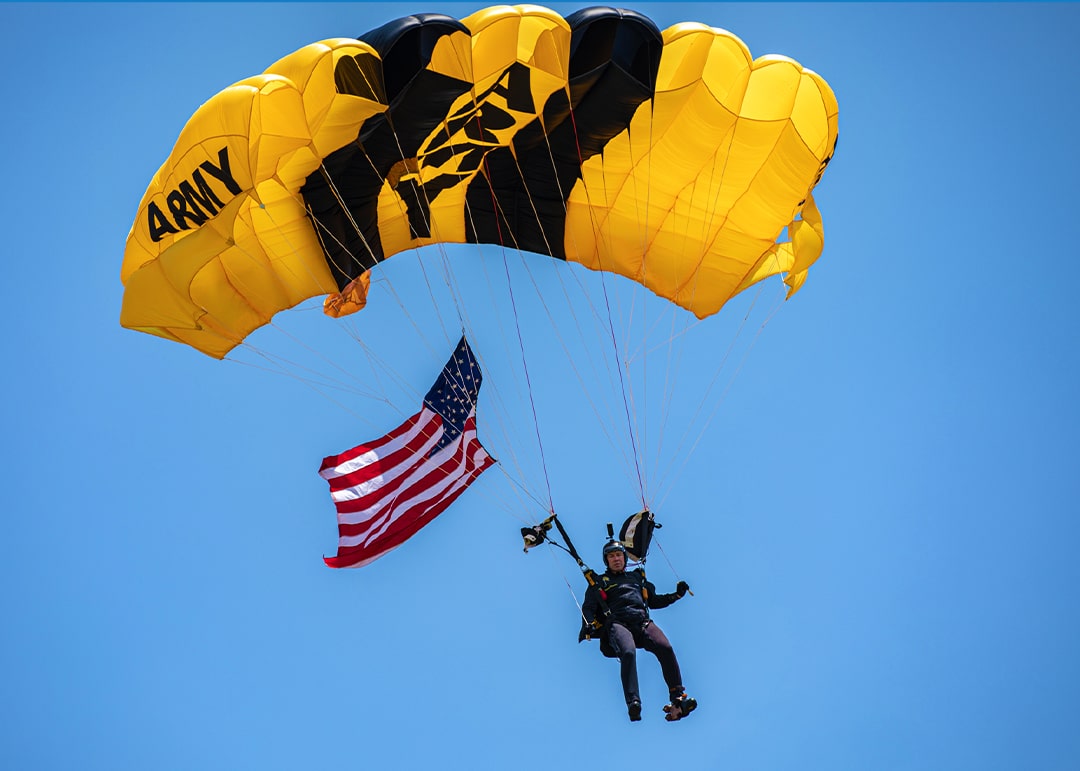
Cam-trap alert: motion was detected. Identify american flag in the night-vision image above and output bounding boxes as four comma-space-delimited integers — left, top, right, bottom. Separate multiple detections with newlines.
319, 336, 495, 568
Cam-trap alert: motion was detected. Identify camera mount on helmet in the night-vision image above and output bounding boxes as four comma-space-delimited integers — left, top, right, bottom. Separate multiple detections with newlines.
601, 523, 628, 563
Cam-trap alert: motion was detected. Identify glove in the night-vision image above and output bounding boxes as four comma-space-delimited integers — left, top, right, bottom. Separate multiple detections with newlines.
676, 580, 690, 598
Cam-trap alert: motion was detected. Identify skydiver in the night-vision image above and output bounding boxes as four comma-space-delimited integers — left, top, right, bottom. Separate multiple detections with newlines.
580, 540, 696, 722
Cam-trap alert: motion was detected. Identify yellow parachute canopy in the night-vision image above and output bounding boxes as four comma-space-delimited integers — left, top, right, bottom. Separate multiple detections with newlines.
121, 5, 838, 359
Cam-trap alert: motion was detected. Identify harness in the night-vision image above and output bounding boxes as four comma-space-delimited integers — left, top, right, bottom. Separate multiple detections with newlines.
587, 567, 650, 631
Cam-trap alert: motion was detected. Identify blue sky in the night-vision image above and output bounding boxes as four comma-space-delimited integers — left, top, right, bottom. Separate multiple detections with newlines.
4, 3, 1079, 769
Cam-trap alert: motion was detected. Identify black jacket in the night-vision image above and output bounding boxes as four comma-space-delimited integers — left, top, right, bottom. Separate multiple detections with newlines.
579, 568, 680, 642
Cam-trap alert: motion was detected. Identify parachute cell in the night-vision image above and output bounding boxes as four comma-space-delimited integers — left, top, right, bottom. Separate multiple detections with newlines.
121, 5, 838, 359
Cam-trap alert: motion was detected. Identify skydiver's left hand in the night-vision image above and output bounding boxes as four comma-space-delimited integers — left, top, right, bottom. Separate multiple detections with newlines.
676, 580, 690, 598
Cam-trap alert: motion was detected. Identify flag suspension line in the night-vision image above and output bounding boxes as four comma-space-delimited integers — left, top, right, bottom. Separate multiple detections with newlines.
475, 156, 557, 519
390, 125, 644, 525
480, 104, 650, 510
445, 103, 648, 510
367, 105, 576, 523
392, 157, 556, 526
565, 106, 647, 510
464, 144, 657, 498
375, 116, 555, 522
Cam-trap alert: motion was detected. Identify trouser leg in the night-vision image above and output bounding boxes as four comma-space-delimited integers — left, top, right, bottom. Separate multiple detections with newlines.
640, 621, 683, 696
607, 623, 640, 704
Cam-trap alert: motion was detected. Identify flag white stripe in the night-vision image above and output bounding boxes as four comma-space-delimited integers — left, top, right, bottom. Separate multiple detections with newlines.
340, 449, 493, 559
329, 411, 442, 503
333, 417, 479, 526
336, 421, 486, 535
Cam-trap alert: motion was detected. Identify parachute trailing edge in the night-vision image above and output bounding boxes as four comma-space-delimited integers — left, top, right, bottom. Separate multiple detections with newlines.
121, 5, 838, 359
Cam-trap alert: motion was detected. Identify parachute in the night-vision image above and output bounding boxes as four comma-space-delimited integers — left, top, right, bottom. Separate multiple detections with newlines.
120, 5, 840, 582
120, 4, 838, 360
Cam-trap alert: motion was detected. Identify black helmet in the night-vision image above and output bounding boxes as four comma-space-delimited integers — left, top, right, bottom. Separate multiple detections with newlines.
602, 540, 628, 563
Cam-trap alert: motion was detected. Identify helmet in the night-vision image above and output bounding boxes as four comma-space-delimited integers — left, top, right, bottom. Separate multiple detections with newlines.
602, 540, 628, 563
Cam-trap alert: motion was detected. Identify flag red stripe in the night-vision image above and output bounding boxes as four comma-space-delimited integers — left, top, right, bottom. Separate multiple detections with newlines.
324, 442, 494, 568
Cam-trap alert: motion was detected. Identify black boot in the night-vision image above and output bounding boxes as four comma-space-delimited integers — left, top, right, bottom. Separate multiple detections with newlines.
663, 693, 697, 722
627, 700, 642, 722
